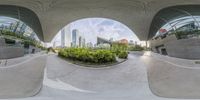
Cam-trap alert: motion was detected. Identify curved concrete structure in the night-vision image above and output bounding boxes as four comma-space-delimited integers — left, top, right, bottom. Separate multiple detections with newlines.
0, 5, 43, 40
0, 54, 47, 99
149, 5, 200, 38
1, 1, 200, 41
143, 52, 200, 99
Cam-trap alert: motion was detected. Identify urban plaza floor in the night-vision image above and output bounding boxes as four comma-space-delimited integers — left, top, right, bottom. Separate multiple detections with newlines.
0, 51, 198, 100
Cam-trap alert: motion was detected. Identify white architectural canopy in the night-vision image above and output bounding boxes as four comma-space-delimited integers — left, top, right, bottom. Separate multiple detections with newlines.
0, 0, 200, 42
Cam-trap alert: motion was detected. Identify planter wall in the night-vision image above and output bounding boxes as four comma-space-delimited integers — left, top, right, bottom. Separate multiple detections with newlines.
0, 47, 24, 59
0, 38, 24, 59
165, 38, 200, 59
150, 35, 200, 59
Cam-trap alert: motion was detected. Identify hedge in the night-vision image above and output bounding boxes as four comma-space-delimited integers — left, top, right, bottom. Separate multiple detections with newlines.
118, 51, 128, 59
58, 48, 116, 64
129, 45, 144, 51
111, 42, 128, 55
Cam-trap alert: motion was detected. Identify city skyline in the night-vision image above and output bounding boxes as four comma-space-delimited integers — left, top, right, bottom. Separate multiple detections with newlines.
51, 18, 145, 47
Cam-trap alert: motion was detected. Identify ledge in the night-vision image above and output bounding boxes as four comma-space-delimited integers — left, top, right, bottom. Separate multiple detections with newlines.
58, 56, 128, 69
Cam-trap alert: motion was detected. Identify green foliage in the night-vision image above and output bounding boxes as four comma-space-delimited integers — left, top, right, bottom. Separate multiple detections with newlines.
47, 47, 56, 53
0, 31, 46, 50
5, 38, 15, 44
111, 42, 128, 56
172, 30, 200, 39
118, 51, 128, 59
58, 48, 116, 64
129, 45, 144, 51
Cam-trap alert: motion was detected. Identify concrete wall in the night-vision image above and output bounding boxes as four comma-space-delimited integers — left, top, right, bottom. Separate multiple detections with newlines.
0, 47, 24, 59
150, 35, 200, 59
165, 38, 200, 59
0, 55, 47, 99
0, 38, 6, 46
0, 38, 24, 59
24, 46, 41, 54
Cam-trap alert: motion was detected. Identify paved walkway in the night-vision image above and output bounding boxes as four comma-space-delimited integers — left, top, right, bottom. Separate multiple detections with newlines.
2, 52, 198, 100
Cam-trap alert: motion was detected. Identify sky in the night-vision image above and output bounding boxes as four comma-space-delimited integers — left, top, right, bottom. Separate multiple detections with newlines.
52, 18, 143, 46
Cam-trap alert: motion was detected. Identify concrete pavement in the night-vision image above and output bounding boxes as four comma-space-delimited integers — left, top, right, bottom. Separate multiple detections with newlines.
1, 52, 199, 100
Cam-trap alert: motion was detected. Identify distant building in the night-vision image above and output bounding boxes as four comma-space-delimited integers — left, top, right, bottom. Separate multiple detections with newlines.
82, 38, 86, 47
86, 42, 93, 48
78, 36, 82, 47
129, 40, 135, 45
61, 28, 65, 47
97, 37, 112, 45
64, 25, 71, 47
109, 38, 114, 42
72, 29, 78, 47
118, 39, 128, 44
55, 26, 86, 48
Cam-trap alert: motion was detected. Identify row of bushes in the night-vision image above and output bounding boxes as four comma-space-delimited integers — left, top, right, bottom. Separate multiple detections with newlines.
111, 42, 128, 59
118, 51, 128, 59
128, 45, 144, 51
58, 48, 116, 64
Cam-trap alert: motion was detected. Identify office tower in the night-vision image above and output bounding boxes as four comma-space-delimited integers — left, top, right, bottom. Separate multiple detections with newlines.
61, 28, 65, 47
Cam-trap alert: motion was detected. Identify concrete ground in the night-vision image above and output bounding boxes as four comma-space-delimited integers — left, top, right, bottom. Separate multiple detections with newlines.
1, 52, 199, 100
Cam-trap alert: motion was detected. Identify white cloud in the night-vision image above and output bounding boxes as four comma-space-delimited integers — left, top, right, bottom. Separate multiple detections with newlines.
52, 18, 142, 45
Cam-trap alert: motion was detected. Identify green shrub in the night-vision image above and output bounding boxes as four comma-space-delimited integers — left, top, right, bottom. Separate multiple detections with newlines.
118, 51, 128, 59
58, 48, 116, 64
94, 50, 116, 63
129, 45, 144, 51
171, 30, 200, 39
111, 42, 128, 55
1, 31, 46, 50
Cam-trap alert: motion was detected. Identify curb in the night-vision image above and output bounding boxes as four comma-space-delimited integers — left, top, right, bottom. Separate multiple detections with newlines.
58, 56, 128, 69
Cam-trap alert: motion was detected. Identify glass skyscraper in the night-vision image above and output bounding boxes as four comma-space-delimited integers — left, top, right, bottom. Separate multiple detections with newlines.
72, 29, 77, 47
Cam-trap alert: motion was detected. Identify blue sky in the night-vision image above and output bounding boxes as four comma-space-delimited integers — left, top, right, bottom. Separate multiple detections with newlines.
52, 18, 142, 46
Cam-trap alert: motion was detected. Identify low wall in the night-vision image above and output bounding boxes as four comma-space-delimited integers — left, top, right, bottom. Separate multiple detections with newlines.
150, 35, 200, 59
150, 35, 177, 47
144, 53, 200, 99
0, 47, 24, 59
0, 38, 6, 46
0, 55, 47, 99
166, 38, 200, 59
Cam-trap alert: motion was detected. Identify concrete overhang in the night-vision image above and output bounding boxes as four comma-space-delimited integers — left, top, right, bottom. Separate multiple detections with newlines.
0, 0, 200, 42
0, 5, 43, 41
149, 5, 200, 39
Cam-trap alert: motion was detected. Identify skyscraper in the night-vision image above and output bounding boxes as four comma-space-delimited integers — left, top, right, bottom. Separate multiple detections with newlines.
61, 28, 65, 47
72, 29, 78, 47
64, 25, 71, 47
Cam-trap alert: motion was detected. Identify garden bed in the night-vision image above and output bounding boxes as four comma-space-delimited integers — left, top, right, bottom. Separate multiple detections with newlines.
59, 56, 127, 68
58, 48, 128, 68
